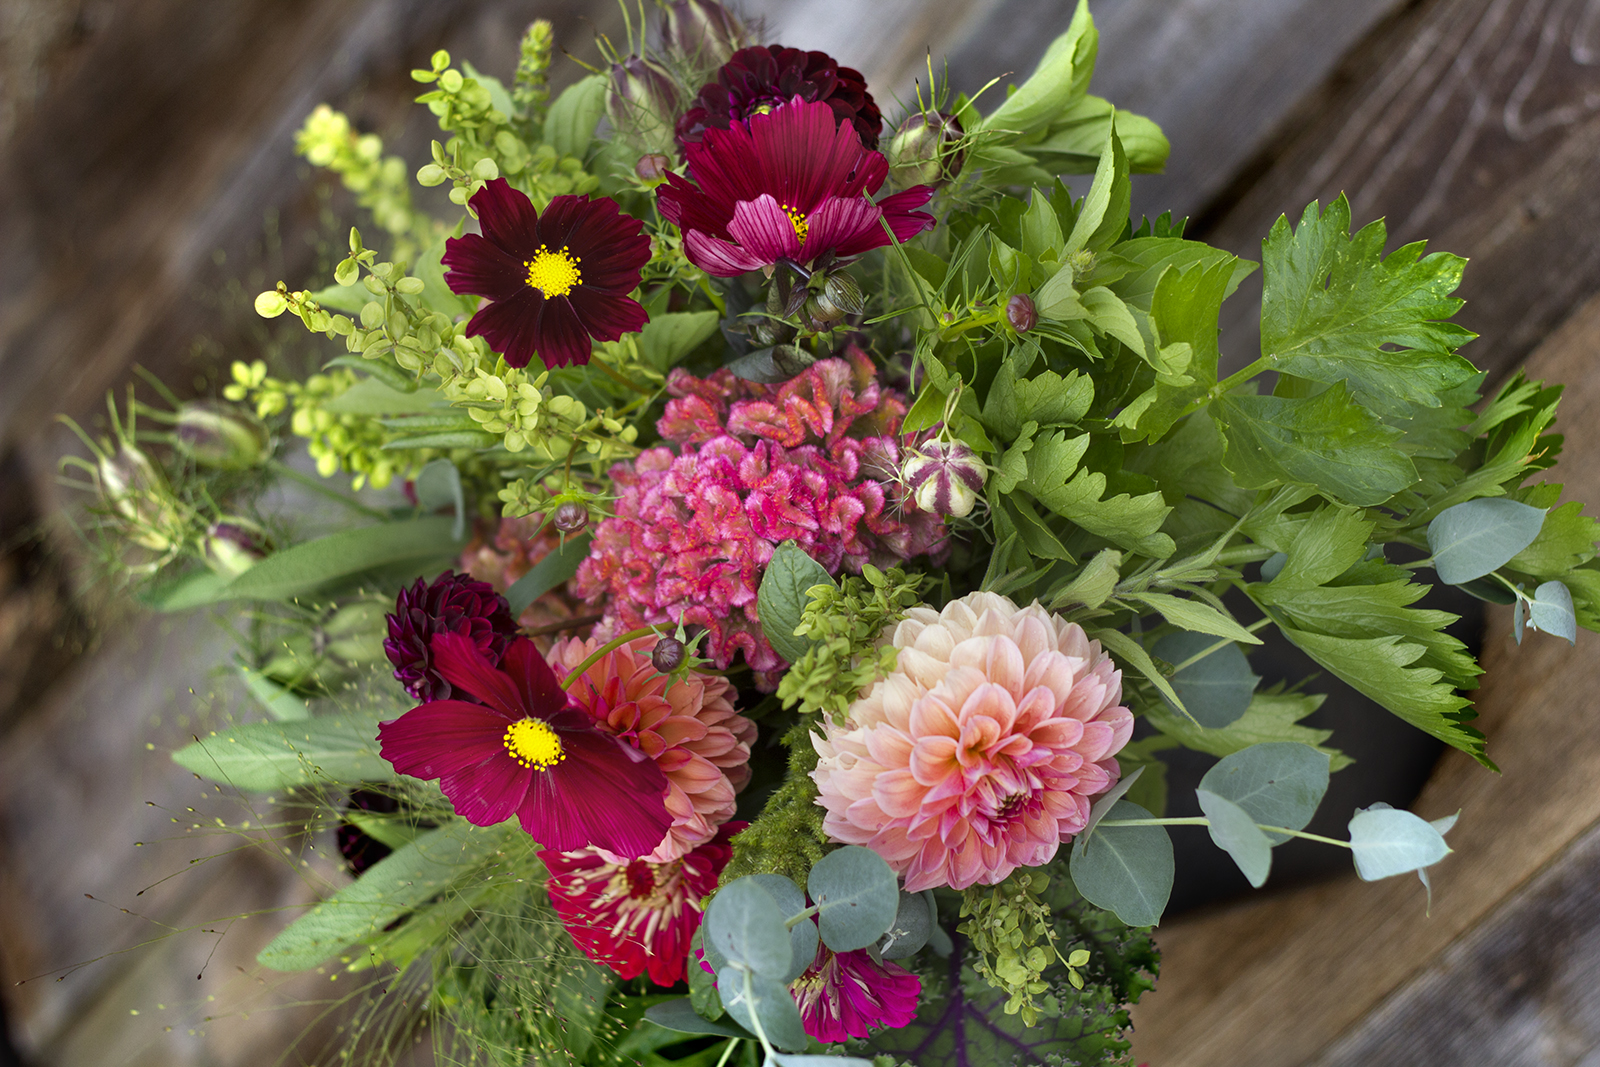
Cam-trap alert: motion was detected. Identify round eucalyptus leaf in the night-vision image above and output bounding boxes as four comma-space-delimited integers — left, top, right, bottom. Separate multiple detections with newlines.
1348, 806, 1451, 881
1426, 498, 1546, 585
717, 968, 810, 1052
747, 873, 807, 917
783, 917, 820, 984
703, 878, 792, 979
807, 845, 900, 952
1153, 632, 1260, 729
644, 997, 751, 1039
1528, 580, 1577, 644
878, 891, 932, 960
746, 873, 818, 981
1197, 741, 1329, 843
1068, 800, 1173, 928
1195, 788, 1272, 888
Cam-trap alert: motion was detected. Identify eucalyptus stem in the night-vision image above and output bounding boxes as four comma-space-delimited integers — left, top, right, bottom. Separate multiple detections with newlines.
1098, 816, 1355, 849
713, 1038, 741, 1067
558, 624, 668, 689
1257, 825, 1353, 848
268, 460, 390, 519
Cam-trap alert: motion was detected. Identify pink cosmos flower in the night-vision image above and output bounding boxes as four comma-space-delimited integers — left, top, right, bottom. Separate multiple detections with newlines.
377, 633, 673, 858
790, 943, 921, 1043
572, 351, 945, 684
550, 634, 757, 863
811, 592, 1134, 892
656, 98, 934, 277
540, 821, 741, 987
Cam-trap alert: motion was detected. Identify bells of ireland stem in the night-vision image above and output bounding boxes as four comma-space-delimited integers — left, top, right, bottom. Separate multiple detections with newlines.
902, 440, 985, 519
662, 0, 746, 68
202, 518, 272, 576
887, 110, 964, 191
607, 55, 681, 157
174, 400, 270, 469
98, 444, 183, 551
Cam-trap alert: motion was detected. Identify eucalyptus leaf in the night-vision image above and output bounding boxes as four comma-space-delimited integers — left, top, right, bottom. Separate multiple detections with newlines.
878, 891, 932, 960
807, 845, 900, 951
1069, 800, 1172, 927
773, 1058, 877, 1067
1197, 742, 1329, 844
757, 541, 836, 665
172, 710, 391, 791
1078, 765, 1144, 844
747, 873, 818, 983
1426, 498, 1546, 585
505, 532, 592, 617
1152, 632, 1259, 729
702, 878, 792, 979
1527, 580, 1578, 643
717, 969, 809, 1052
1195, 789, 1272, 888
1348, 806, 1451, 881
643, 998, 752, 1040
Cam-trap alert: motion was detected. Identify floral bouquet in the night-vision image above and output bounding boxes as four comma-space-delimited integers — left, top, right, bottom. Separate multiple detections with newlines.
61, 1, 1600, 1064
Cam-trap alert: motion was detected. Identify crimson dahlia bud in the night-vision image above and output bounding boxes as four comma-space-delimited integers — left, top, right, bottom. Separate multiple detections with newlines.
887, 110, 964, 190
902, 440, 986, 519
635, 153, 673, 182
202, 518, 271, 576
1006, 293, 1037, 333
552, 501, 589, 534
174, 400, 270, 469
662, 0, 747, 68
384, 571, 520, 701
607, 55, 682, 157
651, 635, 686, 673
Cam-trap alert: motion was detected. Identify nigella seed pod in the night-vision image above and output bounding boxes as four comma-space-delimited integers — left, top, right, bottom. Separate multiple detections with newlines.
887, 110, 964, 190
651, 635, 686, 673
552, 501, 589, 534
663, 0, 747, 67
902, 440, 986, 519
607, 55, 681, 157
1006, 293, 1037, 333
98, 444, 180, 550
202, 518, 272, 576
174, 400, 270, 469
634, 153, 672, 182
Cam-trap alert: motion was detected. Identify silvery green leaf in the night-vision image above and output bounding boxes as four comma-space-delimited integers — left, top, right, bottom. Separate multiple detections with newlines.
702, 878, 792, 979
1069, 800, 1173, 927
878, 891, 932, 960
1195, 789, 1272, 888
1078, 764, 1144, 844
1426, 498, 1546, 585
644, 997, 750, 1039
1348, 806, 1451, 881
1153, 632, 1260, 729
807, 845, 900, 951
1197, 742, 1329, 844
718, 969, 809, 1052
745, 874, 816, 982
1527, 580, 1577, 644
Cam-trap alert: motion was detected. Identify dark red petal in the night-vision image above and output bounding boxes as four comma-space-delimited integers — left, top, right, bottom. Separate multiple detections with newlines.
749, 99, 863, 212
800, 195, 880, 260
657, 172, 735, 237
516, 729, 672, 855
833, 186, 935, 257
430, 632, 527, 718
683, 230, 768, 276
378, 699, 511, 780
463, 289, 546, 370
438, 749, 532, 826
684, 119, 763, 211
498, 638, 568, 719
726, 195, 803, 262
532, 297, 594, 368
443, 232, 527, 302
567, 288, 650, 342
469, 177, 544, 259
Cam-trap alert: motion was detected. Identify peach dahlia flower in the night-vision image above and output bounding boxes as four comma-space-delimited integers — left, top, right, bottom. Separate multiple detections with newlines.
810, 592, 1133, 892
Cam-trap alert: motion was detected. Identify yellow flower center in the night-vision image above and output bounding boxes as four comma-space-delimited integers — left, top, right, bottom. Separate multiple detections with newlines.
503, 717, 565, 770
524, 245, 583, 298
781, 203, 808, 243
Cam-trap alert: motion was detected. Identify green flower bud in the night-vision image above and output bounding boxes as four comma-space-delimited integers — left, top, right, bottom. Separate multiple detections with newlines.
607, 55, 681, 157
887, 110, 964, 190
202, 518, 272, 576
174, 401, 270, 469
662, 0, 747, 67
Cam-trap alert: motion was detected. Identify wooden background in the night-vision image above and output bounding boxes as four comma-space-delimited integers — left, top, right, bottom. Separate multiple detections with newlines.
3, 0, 1600, 1064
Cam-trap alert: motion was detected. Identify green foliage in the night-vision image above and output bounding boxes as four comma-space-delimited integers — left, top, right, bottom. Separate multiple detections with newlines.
1143, 684, 1352, 772
296, 105, 438, 261
1069, 801, 1173, 927
959, 871, 1080, 1024
757, 541, 838, 665
173, 708, 392, 791
776, 566, 924, 722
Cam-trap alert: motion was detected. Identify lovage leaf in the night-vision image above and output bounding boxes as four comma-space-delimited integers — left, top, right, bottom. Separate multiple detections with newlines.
1143, 686, 1351, 770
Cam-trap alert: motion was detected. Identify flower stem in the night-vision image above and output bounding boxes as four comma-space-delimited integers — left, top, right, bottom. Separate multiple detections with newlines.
713, 1038, 741, 1067
558, 624, 668, 689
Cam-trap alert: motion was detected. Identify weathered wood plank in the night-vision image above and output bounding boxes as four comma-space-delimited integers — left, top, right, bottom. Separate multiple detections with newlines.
1127, 290, 1600, 1067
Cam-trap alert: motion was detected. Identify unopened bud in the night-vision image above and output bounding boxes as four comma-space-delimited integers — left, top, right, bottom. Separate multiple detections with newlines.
651, 635, 686, 673
202, 519, 272, 576
175, 400, 270, 469
635, 153, 672, 182
552, 501, 589, 534
1006, 293, 1037, 333
607, 55, 680, 156
98, 445, 181, 550
902, 440, 985, 519
887, 110, 964, 190
820, 272, 865, 317
662, 0, 747, 67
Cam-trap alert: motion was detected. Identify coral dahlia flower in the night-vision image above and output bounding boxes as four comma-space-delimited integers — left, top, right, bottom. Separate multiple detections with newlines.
676, 45, 882, 151
540, 821, 741, 987
811, 592, 1134, 892
550, 634, 757, 863
656, 99, 935, 278
443, 179, 652, 369
790, 943, 921, 1043
377, 633, 673, 858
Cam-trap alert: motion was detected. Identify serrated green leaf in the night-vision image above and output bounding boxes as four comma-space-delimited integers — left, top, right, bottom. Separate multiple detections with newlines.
1508, 500, 1599, 576
1260, 196, 1476, 417
1195, 789, 1272, 887
1066, 129, 1128, 255
1110, 237, 1256, 312
543, 74, 606, 157
639, 311, 721, 370
1069, 800, 1172, 927
982, 363, 1093, 440
1080, 286, 1144, 355
1022, 430, 1174, 556
1214, 384, 1417, 507
220, 517, 463, 601
1254, 504, 1373, 589
1116, 259, 1239, 442
1135, 592, 1259, 645
173, 710, 391, 790
1144, 686, 1350, 770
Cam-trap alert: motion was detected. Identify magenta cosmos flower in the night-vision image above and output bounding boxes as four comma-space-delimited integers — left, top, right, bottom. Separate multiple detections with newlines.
540, 821, 741, 987
811, 592, 1134, 892
377, 633, 673, 858
656, 98, 935, 278
442, 179, 652, 369
790, 944, 921, 1043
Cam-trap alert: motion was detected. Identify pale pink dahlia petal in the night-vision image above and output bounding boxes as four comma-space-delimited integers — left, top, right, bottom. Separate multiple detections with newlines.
811, 591, 1133, 891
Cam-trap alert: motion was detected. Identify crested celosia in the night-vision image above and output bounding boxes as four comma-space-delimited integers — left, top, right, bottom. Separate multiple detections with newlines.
540, 821, 741, 987
811, 592, 1134, 892
789, 943, 921, 1043
550, 634, 756, 863
572, 350, 945, 684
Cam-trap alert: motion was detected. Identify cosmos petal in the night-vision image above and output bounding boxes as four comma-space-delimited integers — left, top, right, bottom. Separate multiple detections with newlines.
377, 699, 510, 780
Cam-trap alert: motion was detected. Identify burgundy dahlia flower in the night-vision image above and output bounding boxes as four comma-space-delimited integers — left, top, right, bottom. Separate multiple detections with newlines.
676, 45, 882, 150
540, 821, 742, 987
443, 179, 652, 369
656, 99, 935, 278
790, 943, 921, 1043
385, 570, 520, 701
377, 633, 673, 858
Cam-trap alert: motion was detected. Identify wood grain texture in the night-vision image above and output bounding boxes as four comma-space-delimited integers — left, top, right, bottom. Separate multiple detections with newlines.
1127, 290, 1600, 1067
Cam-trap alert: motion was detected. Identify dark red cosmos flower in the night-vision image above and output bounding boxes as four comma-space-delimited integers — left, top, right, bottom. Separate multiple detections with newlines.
656, 99, 935, 278
540, 821, 742, 986
442, 179, 652, 369
675, 45, 881, 151
384, 570, 520, 702
377, 633, 674, 858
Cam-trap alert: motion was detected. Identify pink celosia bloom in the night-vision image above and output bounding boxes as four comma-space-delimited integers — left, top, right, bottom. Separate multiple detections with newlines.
550, 635, 757, 863
541, 821, 741, 987
789, 943, 921, 1043
573, 350, 944, 685
811, 592, 1134, 892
